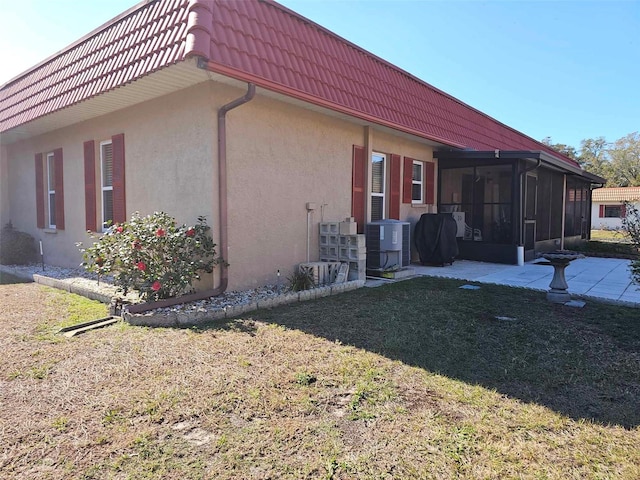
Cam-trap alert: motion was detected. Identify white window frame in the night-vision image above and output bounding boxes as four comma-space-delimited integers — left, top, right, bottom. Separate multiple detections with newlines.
412, 160, 424, 204
100, 140, 114, 231
371, 152, 386, 221
46, 152, 56, 229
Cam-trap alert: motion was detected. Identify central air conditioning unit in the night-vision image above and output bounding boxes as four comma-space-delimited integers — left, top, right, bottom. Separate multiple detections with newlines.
365, 220, 410, 270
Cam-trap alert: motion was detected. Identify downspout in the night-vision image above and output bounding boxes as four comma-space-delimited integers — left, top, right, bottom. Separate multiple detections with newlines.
213, 83, 256, 294
127, 83, 256, 315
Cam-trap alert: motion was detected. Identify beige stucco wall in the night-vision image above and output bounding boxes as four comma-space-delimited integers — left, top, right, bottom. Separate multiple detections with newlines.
0, 144, 9, 228
3, 76, 439, 292
221, 86, 363, 289
3, 82, 216, 280
219, 85, 438, 289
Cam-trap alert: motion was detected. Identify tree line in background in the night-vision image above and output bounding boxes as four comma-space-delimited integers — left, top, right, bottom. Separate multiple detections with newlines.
542, 132, 640, 187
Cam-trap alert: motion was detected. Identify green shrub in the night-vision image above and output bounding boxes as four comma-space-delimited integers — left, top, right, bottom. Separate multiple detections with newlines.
78, 212, 224, 301
288, 268, 315, 291
0, 222, 37, 265
622, 202, 640, 283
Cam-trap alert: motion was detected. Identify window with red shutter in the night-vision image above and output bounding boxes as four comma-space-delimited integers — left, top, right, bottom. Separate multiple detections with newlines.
352, 145, 366, 233
111, 133, 126, 224
35, 154, 45, 229
389, 154, 401, 219
100, 140, 114, 229
84, 140, 97, 232
370, 152, 386, 221
53, 148, 65, 230
36, 149, 64, 229
46, 152, 56, 228
402, 157, 413, 204
425, 161, 435, 205
603, 205, 625, 218
403, 158, 434, 205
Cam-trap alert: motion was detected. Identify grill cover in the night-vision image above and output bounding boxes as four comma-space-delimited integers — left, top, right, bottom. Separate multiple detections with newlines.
414, 213, 459, 266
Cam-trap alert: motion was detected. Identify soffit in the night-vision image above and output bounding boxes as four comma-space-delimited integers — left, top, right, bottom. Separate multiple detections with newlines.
1, 61, 209, 145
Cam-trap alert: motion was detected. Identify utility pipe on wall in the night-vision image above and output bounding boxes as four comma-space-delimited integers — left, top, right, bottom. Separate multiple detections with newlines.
214, 83, 256, 294
306, 202, 316, 262
306, 210, 311, 262
127, 83, 256, 314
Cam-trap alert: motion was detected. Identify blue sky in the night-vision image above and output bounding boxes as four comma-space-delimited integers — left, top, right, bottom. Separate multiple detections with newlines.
1, 0, 638, 149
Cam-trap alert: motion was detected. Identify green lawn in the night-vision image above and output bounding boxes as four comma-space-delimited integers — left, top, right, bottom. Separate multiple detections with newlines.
590, 229, 632, 243
578, 230, 638, 258
1, 279, 639, 479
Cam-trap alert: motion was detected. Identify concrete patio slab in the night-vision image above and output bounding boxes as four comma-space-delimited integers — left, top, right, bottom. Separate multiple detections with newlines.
409, 257, 639, 307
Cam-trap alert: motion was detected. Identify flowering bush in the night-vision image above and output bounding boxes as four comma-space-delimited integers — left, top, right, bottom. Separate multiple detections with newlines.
78, 212, 224, 301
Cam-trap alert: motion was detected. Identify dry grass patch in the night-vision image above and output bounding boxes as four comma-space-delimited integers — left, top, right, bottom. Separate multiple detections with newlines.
0, 280, 639, 479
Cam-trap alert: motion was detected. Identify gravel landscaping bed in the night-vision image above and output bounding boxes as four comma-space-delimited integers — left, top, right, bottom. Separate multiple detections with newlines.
0, 263, 364, 327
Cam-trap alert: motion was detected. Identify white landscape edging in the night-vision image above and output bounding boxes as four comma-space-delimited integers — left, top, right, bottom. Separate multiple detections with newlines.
2, 264, 366, 328
122, 280, 365, 327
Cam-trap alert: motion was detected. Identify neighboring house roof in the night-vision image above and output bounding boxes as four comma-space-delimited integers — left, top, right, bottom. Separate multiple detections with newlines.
0, 0, 578, 169
592, 187, 640, 203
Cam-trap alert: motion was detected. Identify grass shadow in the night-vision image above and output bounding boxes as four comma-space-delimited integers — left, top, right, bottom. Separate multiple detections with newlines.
0, 271, 33, 285
251, 277, 640, 429
185, 317, 259, 336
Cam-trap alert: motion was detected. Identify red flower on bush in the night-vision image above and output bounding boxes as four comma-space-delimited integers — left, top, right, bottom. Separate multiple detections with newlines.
80, 212, 222, 302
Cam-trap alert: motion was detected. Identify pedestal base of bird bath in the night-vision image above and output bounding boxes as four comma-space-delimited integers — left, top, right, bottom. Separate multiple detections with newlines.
542, 251, 584, 304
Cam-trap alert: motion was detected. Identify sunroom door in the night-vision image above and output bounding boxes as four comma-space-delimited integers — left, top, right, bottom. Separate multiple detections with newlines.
524, 174, 537, 255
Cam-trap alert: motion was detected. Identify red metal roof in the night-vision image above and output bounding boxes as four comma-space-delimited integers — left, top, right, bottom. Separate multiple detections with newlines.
0, 0, 191, 133
0, 0, 580, 169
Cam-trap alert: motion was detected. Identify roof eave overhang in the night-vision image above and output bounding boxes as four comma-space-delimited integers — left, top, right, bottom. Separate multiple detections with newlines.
434, 149, 606, 184
0, 60, 209, 145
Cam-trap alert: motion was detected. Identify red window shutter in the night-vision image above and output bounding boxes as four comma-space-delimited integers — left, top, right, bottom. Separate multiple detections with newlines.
35, 154, 45, 229
351, 145, 366, 233
599, 205, 605, 218
403, 157, 413, 204
112, 133, 126, 223
84, 140, 97, 231
389, 154, 401, 219
53, 148, 65, 230
425, 161, 435, 205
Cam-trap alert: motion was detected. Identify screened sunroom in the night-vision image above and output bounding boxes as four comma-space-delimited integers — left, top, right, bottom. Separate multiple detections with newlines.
434, 150, 604, 264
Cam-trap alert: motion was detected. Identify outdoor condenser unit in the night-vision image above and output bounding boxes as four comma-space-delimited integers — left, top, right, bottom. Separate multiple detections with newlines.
365, 220, 410, 270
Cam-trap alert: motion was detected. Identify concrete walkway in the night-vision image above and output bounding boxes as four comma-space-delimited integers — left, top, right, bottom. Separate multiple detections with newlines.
373, 257, 640, 307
